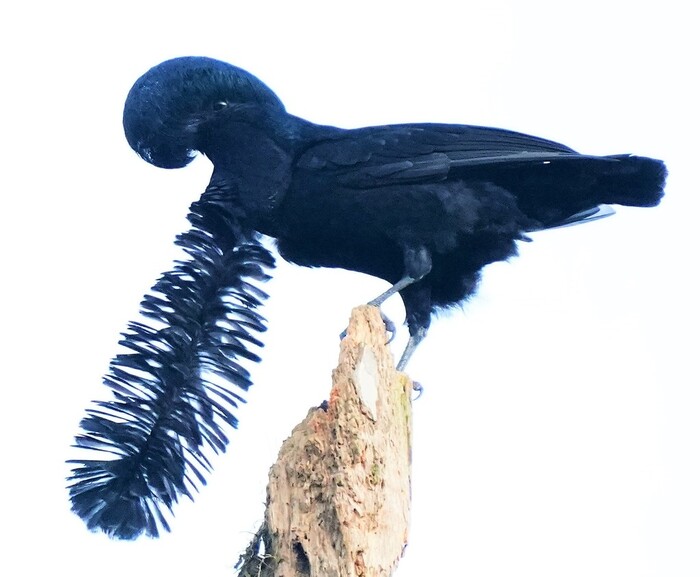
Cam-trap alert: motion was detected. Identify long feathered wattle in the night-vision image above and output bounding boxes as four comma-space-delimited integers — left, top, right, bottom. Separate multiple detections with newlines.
67, 186, 275, 539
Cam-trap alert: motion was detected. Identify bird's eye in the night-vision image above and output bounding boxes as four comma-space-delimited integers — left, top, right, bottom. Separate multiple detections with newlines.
212, 100, 229, 111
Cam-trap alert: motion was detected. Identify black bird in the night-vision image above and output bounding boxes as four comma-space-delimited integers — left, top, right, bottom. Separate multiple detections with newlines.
68, 56, 666, 539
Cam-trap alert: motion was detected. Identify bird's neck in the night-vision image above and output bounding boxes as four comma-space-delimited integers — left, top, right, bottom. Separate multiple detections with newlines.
200, 117, 295, 234
200, 113, 337, 236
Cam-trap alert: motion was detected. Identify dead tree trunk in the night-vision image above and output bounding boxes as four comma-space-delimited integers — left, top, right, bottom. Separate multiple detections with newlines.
236, 305, 413, 577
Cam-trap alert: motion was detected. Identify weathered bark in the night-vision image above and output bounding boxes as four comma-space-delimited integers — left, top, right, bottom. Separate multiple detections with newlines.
236, 305, 413, 577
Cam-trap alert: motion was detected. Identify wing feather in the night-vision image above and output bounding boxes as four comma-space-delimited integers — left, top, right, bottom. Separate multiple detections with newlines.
297, 123, 598, 188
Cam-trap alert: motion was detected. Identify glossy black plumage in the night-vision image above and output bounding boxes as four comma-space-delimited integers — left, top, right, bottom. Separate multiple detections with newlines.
68, 190, 274, 539
68, 56, 666, 538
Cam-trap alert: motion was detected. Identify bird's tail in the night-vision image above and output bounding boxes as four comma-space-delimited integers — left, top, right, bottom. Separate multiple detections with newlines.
67, 188, 274, 539
595, 154, 666, 208
520, 154, 666, 230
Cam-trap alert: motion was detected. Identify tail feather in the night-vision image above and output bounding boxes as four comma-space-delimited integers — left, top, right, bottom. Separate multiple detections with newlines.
597, 154, 666, 208
508, 154, 667, 230
546, 204, 617, 229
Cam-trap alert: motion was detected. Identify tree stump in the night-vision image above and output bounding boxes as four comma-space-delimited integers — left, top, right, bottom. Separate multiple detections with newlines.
237, 305, 413, 577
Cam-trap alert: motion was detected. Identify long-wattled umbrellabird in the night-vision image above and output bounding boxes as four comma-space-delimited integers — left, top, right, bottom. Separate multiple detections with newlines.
67, 56, 666, 539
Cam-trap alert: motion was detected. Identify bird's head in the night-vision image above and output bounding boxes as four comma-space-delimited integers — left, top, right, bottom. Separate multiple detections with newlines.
123, 56, 285, 169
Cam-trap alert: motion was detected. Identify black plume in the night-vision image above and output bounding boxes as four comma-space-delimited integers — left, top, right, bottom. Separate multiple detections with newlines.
67, 186, 274, 539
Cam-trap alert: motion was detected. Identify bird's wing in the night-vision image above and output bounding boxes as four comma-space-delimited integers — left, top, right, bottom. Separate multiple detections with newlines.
296, 123, 607, 188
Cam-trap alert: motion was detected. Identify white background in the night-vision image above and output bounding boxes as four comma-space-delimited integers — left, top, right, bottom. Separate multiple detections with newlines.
2, 1, 697, 575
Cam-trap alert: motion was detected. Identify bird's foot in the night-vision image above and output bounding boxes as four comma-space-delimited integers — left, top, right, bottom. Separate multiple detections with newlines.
339, 308, 397, 344
412, 381, 424, 400
379, 310, 397, 343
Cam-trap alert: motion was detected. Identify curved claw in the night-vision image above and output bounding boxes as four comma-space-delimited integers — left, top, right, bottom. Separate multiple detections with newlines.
380, 311, 397, 344
412, 380, 424, 400
341, 309, 397, 344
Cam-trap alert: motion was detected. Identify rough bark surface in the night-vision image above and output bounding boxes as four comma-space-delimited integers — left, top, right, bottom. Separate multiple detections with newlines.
237, 305, 413, 577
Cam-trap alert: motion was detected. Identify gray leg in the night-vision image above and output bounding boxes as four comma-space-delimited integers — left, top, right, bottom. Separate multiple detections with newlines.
367, 246, 432, 368
368, 275, 418, 308
368, 246, 432, 307
396, 326, 427, 372
397, 327, 427, 397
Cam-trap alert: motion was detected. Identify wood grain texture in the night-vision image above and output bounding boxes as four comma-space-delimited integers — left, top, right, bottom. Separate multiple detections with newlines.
237, 306, 412, 577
